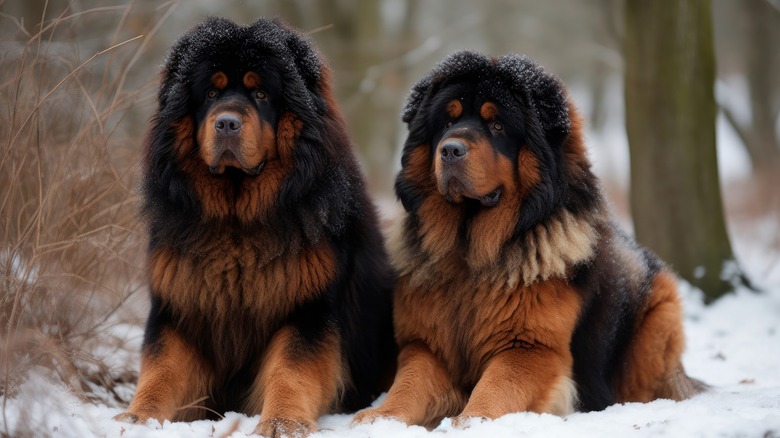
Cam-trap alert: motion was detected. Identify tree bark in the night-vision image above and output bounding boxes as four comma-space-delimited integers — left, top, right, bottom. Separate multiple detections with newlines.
624, 0, 746, 301
743, 0, 780, 176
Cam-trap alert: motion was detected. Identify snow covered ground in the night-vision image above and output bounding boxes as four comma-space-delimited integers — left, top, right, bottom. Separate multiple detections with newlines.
3, 265, 779, 437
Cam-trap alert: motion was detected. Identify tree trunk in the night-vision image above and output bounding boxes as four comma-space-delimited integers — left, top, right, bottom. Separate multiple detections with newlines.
624, 0, 746, 302
743, 0, 780, 176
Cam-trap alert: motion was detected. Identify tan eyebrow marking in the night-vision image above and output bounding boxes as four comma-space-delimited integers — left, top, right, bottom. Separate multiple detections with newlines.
480, 102, 499, 121
243, 71, 261, 89
211, 72, 228, 90
447, 99, 463, 118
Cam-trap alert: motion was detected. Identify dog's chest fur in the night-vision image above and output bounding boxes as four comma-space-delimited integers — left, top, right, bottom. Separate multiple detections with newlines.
393, 268, 582, 388
147, 235, 335, 369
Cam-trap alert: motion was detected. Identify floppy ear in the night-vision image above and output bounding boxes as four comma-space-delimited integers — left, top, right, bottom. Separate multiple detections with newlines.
495, 55, 572, 235
244, 19, 326, 136
401, 75, 433, 126
496, 55, 570, 149
156, 36, 191, 123
271, 18, 327, 118
395, 73, 436, 215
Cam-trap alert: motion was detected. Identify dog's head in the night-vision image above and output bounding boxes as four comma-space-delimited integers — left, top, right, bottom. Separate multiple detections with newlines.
397, 51, 595, 238
143, 18, 361, 239
152, 17, 327, 180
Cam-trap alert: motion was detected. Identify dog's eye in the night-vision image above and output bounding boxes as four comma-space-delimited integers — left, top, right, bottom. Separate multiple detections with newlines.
207, 90, 217, 99
493, 122, 503, 131
445, 121, 453, 128
255, 90, 267, 100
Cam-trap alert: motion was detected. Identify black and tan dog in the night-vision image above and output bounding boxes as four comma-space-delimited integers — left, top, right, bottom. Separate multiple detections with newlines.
353, 51, 704, 429
113, 18, 395, 437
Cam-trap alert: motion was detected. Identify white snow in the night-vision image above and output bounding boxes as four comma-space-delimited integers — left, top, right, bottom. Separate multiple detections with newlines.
2, 275, 779, 437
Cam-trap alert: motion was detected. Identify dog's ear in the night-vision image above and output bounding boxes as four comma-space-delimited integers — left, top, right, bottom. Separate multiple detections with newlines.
245, 19, 326, 129
401, 75, 433, 126
494, 55, 572, 235
496, 55, 570, 149
268, 18, 328, 119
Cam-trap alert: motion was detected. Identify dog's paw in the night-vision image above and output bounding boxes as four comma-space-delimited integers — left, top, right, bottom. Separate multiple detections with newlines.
255, 417, 314, 438
451, 414, 488, 429
351, 409, 385, 426
113, 412, 142, 424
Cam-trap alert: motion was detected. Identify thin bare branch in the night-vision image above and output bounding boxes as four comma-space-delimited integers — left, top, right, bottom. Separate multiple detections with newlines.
6, 35, 144, 158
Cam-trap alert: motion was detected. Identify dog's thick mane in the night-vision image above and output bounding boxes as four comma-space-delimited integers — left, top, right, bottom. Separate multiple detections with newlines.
391, 207, 603, 290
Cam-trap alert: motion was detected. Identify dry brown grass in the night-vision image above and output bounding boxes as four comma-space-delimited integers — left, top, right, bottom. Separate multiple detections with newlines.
0, 3, 180, 434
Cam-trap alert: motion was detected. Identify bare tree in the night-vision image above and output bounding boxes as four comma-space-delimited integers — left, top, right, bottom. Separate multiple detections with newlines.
624, 0, 748, 301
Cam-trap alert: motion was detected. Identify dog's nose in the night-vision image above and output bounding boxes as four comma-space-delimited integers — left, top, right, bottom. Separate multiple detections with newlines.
215, 113, 242, 136
440, 141, 467, 162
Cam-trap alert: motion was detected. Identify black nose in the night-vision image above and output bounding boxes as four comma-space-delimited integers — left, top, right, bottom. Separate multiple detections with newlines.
440, 141, 467, 162
215, 114, 242, 136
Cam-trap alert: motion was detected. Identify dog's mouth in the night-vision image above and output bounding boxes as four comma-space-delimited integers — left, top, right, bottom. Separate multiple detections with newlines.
441, 177, 502, 207
475, 188, 502, 207
208, 149, 266, 176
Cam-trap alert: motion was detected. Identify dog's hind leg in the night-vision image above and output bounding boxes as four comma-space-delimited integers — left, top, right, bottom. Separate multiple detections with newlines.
616, 270, 706, 402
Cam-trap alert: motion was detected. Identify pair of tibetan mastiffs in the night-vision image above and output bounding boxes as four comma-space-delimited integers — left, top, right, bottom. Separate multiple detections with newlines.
116, 18, 704, 437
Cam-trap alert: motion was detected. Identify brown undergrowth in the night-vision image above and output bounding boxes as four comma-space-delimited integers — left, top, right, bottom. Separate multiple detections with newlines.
0, 3, 181, 434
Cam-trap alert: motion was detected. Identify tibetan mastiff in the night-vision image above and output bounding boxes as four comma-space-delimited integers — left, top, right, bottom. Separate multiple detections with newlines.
353, 51, 704, 428
114, 18, 395, 437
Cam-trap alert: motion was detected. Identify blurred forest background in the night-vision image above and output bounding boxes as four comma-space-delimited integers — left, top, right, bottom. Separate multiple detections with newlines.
1, 0, 778, 422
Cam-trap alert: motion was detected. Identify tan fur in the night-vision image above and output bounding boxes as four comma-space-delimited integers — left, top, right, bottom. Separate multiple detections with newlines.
500, 210, 598, 288
171, 116, 195, 159
479, 102, 498, 121
391, 208, 598, 290
243, 71, 261, 89
617, 270, 697, 402
403, 145, 433, 187
517, 147, 540, 198
122, 328, 212, 423
356, 275, 583, 428
249, 326, 345, 437
352, 342, 466, 429
149, 241, 336, 331
545, 376, 578, 416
